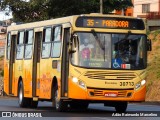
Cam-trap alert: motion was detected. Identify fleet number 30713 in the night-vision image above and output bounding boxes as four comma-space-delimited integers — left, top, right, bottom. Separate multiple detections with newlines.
120, 82, 134, 86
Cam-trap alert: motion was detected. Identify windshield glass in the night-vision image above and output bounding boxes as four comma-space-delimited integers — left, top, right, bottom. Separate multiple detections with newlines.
71, 32, 147, 70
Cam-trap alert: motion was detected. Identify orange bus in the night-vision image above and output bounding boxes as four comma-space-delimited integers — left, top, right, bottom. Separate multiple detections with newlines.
4, 14, 151, 112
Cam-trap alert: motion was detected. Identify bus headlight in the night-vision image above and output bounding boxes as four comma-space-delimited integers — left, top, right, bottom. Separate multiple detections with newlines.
135, 80, 146, 90
141, 80, 146, 86
78, 80, 86, 89
72, 77, 86, 89
135, 82, 141, 90
72, 77, 78, 83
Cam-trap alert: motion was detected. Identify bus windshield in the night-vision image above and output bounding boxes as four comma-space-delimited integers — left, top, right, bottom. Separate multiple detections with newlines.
71, 32, 147, 70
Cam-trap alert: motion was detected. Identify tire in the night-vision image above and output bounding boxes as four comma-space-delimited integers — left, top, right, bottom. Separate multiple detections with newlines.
52, 86, 57, 108
115, 102, 128, 113
55, 89, 68, 112
18, 81, 30, 108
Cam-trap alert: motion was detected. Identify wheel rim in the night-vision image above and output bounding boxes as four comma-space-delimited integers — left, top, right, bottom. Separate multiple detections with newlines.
55, 90, 59, 109
19, 86, 23, 104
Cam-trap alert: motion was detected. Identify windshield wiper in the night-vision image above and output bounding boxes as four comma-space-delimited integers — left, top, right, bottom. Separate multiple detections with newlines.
91, 29, 104, 50
124, 30, 131, 40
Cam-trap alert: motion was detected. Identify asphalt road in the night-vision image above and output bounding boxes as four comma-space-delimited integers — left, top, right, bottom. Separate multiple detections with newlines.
0, 97, 160, 120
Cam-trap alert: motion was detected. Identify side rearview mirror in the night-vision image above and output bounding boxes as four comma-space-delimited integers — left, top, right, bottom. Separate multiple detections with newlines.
69, 45, 76, 54
69, 34, 78, 53
147, 39, 152, 51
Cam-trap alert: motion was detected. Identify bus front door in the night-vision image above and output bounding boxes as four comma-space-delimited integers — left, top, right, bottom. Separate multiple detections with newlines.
61, 27, 70, 97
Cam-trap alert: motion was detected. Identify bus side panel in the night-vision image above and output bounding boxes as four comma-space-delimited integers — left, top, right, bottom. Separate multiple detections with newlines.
12, 64, 15, 96
39, 59, 52, 99
39, 59, 61, 100
3, 59, 9, 95
14, 60, 23, 96
22, 60, 33, 98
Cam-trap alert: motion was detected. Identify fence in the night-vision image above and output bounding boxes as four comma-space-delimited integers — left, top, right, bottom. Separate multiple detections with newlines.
147, 12, 160, 20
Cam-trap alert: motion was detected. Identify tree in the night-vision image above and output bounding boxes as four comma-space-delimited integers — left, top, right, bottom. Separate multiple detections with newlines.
47, 0, 100, 19
103, 0, 133, 13
0, 0, 49, 22
0, 0, 133, 22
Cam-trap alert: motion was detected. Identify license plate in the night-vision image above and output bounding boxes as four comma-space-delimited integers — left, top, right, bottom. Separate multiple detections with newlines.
104, 92, 118, 97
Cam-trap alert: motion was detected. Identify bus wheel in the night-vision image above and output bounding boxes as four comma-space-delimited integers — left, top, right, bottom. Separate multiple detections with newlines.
18, 81, 29, 108
52, 85, 57, 108
55, 89, 68, 112
115, 102, 128, 113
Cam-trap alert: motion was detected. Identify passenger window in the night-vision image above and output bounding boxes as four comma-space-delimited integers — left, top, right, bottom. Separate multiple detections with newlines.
54, 26, 61, 41
25, 30, 33, 59
18, 31, 24, 44
51, 26, 62, 58
28, 30, 33, 44
16, 31, 24, 59
42, 27, 52, 58
44, 28, 52, 42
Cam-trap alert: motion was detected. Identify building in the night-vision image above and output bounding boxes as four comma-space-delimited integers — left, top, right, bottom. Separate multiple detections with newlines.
115, 0, 134, 16
134, 0, 160, 31
134, 0, 160, 18
115, 7, 133, 16
0, 21, 8, 57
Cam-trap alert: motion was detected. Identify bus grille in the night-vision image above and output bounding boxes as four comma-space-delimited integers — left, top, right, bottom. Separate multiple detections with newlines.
94, 90, 126, 97
88, 89, 133, 97
84, 71, 136, 80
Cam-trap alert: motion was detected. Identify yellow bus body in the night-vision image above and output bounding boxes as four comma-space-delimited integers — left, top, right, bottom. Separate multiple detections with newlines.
3, 14, 148, 112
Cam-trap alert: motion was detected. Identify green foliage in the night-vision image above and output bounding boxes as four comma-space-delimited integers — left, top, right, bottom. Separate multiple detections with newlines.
147, 30, 150, 35
150, 30, 160, 41
0, 0, 133, 22
0, 70, 4, 77
146, 80, 152, 92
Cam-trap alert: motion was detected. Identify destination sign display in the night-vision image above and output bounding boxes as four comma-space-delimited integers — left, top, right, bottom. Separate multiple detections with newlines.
76, 16, 145, 30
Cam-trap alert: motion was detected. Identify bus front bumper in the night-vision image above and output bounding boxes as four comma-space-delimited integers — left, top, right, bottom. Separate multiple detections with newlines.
68, 80, 146, 102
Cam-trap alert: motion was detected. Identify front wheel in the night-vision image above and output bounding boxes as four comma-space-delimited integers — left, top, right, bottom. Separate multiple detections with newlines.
115, 102, 128, 113
18, 81, 30, 108
55, 90, 68, 112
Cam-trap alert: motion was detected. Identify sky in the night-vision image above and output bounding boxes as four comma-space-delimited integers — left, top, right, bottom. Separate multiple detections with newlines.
0, 0, 29, 21
0, 11, 13, 21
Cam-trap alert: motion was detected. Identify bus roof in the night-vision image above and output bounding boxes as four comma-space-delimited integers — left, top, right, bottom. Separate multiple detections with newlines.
7, 13, 144, 32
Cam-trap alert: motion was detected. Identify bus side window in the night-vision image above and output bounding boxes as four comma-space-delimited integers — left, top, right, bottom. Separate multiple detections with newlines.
51, 26, 62, 58
42, 27, 52, 58
16, 31, 25, 59
7, 32, 11, 59
24, 30, 33, 59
